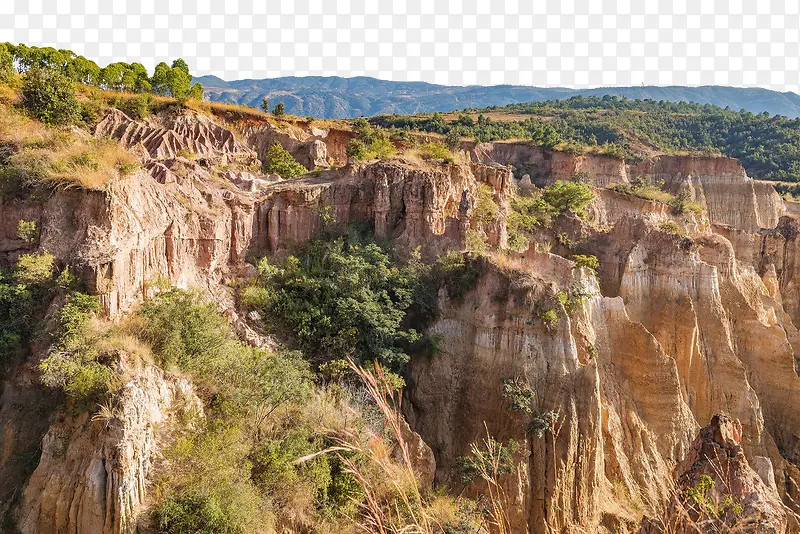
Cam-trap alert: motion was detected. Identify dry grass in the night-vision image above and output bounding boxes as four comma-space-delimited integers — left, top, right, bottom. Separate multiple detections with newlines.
8, 137, 137, 189
293, 361, 491, 534
0, 103, 138, 190
323, 361, 436, 534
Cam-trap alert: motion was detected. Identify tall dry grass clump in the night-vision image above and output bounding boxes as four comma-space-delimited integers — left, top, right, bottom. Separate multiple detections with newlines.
7, 136, 137, 189
306, 360, 499, 534
325, 361, 435, 534
0, 97, 138, 190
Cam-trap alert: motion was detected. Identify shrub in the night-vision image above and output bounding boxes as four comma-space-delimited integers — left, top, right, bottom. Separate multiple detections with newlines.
38, 292, 114, 406
501, 377, 535, 413
572, 254, 599, 271
417, 141, 454, 162
138, 288, 234, 371
57, 292, 100, 345
14, 251, 54, 285
120, 92, 154, 119
249, 428, 333, 504
473, 184, 499, 225
0, 262, 46, 360
528, 411, 559, 438
22, 67, 81, 125
346, 119, 397, 162
541, 180, 595, 218
669, 189, 705, 215
252, 235, 422, 370
39, 350, 118, 404
17, 220, 38, 242
240, 285, 270, 309
272, 102, 285, 117
465, 229, 488, 255
609, 178, 674, 204
262, 142, 307, 179
431, 251, 485, 304
538, 308, 558, 328
153, 491, 230, 534
506, 189, 558, 250
445, 129, 461, 151
658, 220, 683, 235
457, 436, 518, 485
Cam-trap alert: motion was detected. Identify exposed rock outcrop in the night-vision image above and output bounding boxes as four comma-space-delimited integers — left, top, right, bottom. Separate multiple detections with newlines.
472, 142, 784, 233
96, 109, 255, 164
15, 365, 200, 534
638, 413, 793, 533
251, 160, 511, 257
236, 119, 351, 169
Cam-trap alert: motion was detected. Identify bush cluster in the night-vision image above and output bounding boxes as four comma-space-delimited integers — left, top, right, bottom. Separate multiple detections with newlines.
262, 142, 307, 178
506, 181, 595, 251
346, 118, 397, 162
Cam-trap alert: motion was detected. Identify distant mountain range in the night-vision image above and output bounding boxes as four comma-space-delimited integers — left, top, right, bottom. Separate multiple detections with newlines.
193, 75, 800, 119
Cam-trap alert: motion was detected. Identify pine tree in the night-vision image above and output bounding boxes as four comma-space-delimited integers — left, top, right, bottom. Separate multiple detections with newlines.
272, 102, 285, 117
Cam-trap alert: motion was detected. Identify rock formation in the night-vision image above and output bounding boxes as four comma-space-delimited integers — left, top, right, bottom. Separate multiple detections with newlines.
16, 365, 200, 534
638, 414, 791, 533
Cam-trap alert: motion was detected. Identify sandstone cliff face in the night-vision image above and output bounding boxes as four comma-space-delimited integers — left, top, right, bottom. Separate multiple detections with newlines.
405, 257, 699, 532
16, 366, 200, 534
638, 155, 786, 232
405, 191, 800, 532
469, 141, 629, 186
251, 160, 511, 257
0, 168, 256, 317
471, 143, 785, 234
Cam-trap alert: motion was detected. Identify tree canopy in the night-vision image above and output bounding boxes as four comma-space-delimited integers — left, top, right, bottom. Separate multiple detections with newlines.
2, 43, 204, 102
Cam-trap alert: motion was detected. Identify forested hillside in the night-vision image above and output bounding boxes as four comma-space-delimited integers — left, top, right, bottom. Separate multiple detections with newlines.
372, 95, 800, 182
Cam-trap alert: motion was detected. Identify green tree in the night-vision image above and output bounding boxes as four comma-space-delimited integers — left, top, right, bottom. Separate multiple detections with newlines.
542, 181, 595, 217
22, 67, 81, 125
445, 129, 461, 151
99, 62, 128, 91
272, 102, 285, 117
188, 82, 203, 101
0, 42, 14, 81
130, 62, 152, 92
166, 66, 191, 99
65, 55, 101, 84
150, 61, 171, 95
262, 142, 306, 178
171, 58, 190, 75
260, 97, 269, 113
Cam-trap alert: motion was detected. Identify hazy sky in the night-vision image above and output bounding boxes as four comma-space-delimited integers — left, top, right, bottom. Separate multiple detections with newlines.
2, 0, 798, 92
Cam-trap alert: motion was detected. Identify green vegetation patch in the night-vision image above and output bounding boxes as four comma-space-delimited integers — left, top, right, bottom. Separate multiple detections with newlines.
262, 142, 307, 178
346, 118, 398, 162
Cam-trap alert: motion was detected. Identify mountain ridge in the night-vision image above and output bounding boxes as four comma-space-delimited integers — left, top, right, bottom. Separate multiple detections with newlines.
194, 74, 800, 118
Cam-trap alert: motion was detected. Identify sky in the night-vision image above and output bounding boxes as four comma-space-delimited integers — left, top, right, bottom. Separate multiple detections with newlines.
2, 0, 799, 93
